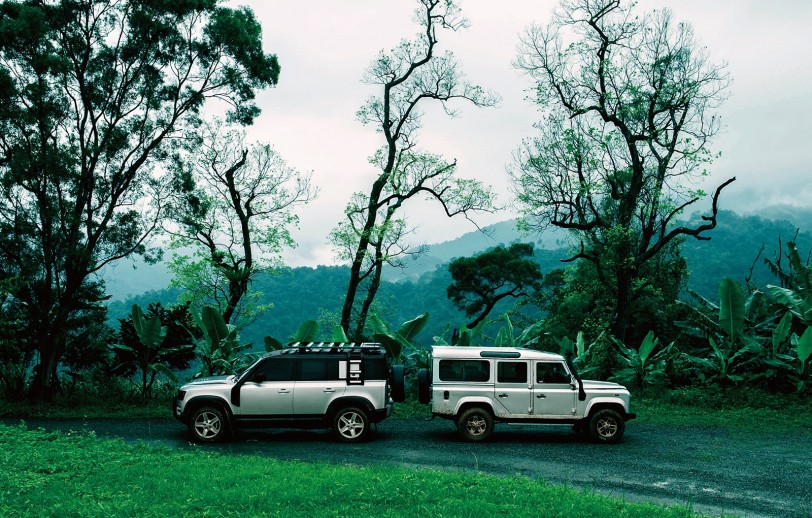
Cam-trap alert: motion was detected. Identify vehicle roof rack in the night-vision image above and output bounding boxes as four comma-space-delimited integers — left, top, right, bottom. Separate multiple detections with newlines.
284, 342, 383, 353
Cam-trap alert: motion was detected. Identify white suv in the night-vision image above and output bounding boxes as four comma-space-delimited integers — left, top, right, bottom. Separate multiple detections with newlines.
417, 346, 635, 443
173, 343, 405, 443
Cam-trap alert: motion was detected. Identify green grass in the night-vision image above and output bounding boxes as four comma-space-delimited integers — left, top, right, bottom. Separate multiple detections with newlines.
631, 387, 812, 434
0, 424, 705, 517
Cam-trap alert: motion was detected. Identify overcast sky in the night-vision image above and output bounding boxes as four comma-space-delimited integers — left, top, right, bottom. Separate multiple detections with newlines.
233, 0, 812, 267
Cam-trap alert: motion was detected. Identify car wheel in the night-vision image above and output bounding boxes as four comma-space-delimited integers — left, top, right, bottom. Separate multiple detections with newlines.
457, 407, 493, 442
333, 406, 369, 443
417, 368, 430, 404
589, 408, 625, 443
391, 365, 406, 403
190, 406, 228, 443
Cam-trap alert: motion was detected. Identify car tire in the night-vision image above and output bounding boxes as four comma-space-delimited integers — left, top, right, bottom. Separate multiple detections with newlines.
333, 406, 370, 443
457, 407, 493, 442
190, 405, 228, 443
391, 365, 406, 403
417, 368, 430, 404
589, 408, 625, 443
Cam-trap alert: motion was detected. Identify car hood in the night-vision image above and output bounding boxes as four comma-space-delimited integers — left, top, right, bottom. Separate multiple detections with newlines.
181, 375, 235, 389
581, 380, 628, 391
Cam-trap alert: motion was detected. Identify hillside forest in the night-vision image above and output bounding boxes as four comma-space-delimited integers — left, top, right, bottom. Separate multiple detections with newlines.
1, 0, 810, 404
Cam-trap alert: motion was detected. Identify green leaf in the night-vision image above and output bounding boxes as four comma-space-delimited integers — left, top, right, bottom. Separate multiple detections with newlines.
201, 306, 229, 345
797, 327, 812, 364
331, 326, 349, 342
773, 311, 794, 351
718, 278, 745, 340
638, 331, 658, 365
264, 336, 283, 352
292, 320, 318, 342
374, 333, 402, 359
396, 313, 429, 342
368, 313, 390, 337
517, 320, 546, 347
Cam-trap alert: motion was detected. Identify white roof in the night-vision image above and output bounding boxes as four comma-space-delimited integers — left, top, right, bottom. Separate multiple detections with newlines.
431, 346, 565, 361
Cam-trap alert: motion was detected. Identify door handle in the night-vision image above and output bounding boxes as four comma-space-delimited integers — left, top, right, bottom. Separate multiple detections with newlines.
498, 393, 509, 398
536, 394, 546, 399
323, 388, 336, 393
278, 388, 290, 394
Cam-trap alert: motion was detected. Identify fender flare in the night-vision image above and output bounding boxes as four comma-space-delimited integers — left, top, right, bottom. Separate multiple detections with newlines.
585, 397, 629, 417
453, 397, 496, 416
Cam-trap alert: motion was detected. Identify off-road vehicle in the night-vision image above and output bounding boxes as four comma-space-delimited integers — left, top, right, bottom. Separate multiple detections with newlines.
173, 342, 404, 443
417, 346, 635, 443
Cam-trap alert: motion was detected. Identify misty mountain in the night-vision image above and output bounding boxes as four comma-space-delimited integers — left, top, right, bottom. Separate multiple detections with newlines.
105, 207, 812, 344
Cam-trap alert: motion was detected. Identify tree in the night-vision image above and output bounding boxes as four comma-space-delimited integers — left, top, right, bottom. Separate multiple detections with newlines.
0, 0, 279, 399
446, 243, 542, 329
333, 0, 499, 339
165, 121, 316, 326
511, 0, 734, 341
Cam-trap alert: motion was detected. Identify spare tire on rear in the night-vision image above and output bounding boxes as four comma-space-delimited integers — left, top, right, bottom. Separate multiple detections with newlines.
390, 364, 406, 402
417, 367, 430, 404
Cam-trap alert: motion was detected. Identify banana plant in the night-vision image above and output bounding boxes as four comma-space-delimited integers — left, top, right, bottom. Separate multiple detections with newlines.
110, 304, 189, 402
610, 331, 672, 394
676, 278, 762, 389
369, 312, 430, 371
793, 327, 812, 392
194, 306, 253, 377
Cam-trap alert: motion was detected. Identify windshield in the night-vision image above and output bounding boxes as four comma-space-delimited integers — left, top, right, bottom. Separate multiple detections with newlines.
233, 356, 264, 382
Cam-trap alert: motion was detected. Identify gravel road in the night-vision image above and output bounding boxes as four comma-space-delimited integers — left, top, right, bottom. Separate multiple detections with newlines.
5, 417, 810, 517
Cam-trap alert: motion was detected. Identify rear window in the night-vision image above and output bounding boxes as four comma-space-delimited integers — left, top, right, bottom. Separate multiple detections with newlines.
300, 359, 341, 381
363, 357, 388, 380
438, 360, 490, 382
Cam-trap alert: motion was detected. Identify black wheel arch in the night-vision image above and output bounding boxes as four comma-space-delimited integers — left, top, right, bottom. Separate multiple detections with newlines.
587, 402, 629, 420
184, 396, 234, 422
327, 396, 375, 417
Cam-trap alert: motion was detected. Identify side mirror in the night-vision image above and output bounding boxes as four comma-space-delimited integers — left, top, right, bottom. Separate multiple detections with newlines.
252, 373, 267, 383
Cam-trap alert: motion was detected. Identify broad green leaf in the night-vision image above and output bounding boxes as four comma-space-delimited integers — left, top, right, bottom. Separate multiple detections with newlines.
374, 333, 402, 359
368, 313, 390, 336
576, 331, 586, 357
331, 326, 349, 342
768, 285, 812, 324
517, 320, 546, 347
797, 327, 812, 364
718, 278, 745, 340
397, 313, 429, 342
201, 306, 229, 345
292, 320, 318, 342
638, 331, 658, 364
773, 311, 794, 350
264, 336, 283, 352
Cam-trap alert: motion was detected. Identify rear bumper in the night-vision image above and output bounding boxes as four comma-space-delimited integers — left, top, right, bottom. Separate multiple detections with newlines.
370, 400, 393, 423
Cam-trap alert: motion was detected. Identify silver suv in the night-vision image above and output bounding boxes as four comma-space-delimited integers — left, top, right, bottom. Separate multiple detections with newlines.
417, 346, 635, 443
173, 342, 405, 443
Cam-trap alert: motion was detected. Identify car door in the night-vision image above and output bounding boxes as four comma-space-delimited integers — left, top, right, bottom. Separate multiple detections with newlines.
293, 358, 345, 416
532, 361, 577, 417
238, 357, 295, 416
494, 360, 531, 417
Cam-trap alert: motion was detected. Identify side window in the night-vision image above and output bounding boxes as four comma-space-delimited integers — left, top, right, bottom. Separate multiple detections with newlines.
253, 358, 296, 382
363, 357, 388, 380
536, 362, 571, 384
300, 359, 340, 381
438, 360, 490, 382
497, 361, 527, 384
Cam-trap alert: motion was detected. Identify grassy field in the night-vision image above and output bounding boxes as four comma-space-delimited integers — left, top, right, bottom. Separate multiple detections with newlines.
0, 423, 706, 517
